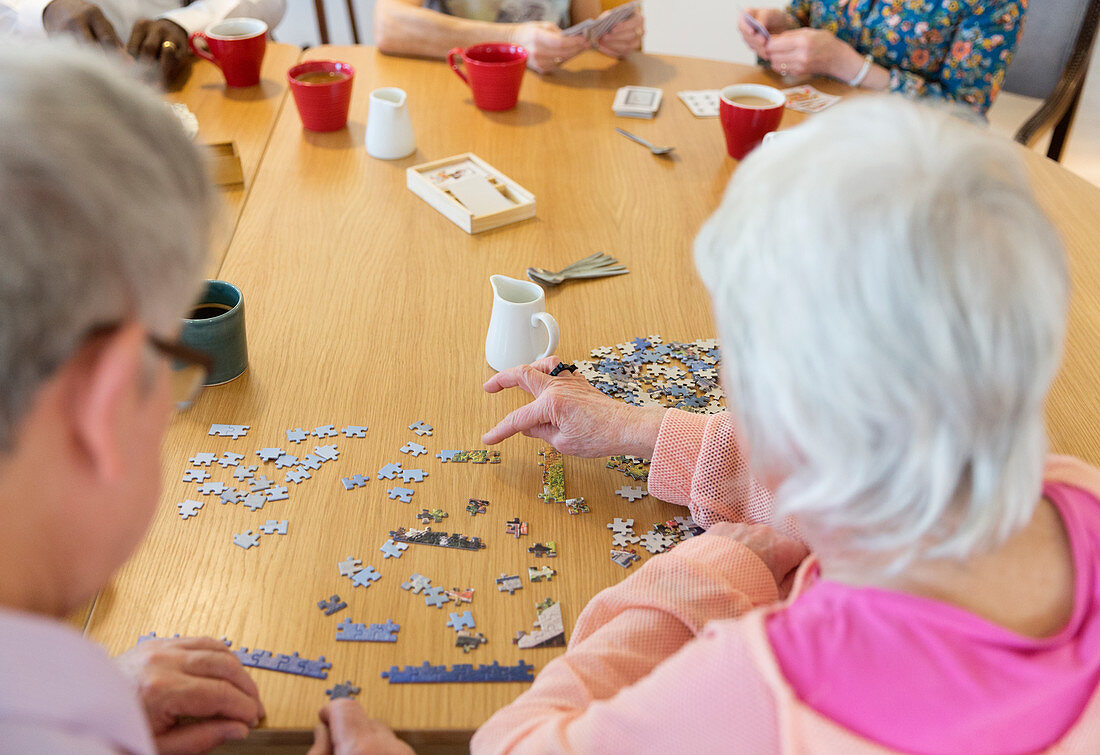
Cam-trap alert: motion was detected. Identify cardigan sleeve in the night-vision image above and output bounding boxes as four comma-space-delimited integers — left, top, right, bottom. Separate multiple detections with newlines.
470, 524, 795, 754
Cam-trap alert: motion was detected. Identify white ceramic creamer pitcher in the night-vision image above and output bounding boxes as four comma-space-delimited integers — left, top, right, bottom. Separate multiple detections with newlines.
366, 87, 416, 160
486, 275, 559, 371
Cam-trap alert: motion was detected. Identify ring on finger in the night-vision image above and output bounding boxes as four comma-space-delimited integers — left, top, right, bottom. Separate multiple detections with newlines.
779, 63, 788, 75
161, 39, 178, 51
553, 56, 564, 64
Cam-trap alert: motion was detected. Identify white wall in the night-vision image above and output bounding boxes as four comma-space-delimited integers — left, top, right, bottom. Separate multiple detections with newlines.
275, 0, 1100, 187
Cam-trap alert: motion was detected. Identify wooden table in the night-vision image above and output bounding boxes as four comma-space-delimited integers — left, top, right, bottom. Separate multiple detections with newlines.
167, 42, 302, 274
83, 48, 1100, 748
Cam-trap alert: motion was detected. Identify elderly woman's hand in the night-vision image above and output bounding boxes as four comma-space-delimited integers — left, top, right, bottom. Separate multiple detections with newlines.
711, 523, 810, 598
595, 9, 644, 59
482, 355, 666, 458
512, 21, 589, 73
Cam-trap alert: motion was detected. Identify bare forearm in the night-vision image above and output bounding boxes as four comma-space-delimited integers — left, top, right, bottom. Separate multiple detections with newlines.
375, 0, 519, 58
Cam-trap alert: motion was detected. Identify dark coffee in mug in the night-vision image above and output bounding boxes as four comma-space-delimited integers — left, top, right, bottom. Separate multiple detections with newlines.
190, 302, 234, 319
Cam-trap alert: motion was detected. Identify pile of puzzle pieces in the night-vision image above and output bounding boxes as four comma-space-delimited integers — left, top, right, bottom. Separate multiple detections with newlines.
579, 336, 723, 413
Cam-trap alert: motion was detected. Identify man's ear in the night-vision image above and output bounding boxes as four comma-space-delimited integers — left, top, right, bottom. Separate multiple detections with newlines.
68, 323, 147, 484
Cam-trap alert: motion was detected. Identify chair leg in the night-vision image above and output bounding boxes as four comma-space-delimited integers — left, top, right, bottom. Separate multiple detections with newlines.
346, 0, 361, 44
314, 0, 330, 45
1047, 87, 1083, 162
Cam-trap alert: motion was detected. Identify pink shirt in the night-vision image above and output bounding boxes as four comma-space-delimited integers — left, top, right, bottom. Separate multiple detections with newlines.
767, 479, 1100, 753
0, 607, 155, 754
471, 409, 1100, 754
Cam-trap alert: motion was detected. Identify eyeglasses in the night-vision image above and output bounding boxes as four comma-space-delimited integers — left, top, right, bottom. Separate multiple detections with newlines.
86, 324, 212, 409
149, 333, 212, 408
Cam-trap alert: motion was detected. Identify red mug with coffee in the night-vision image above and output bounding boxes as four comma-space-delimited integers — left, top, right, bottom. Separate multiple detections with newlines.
287, 61, 356, 132
188, 17, 267, 88
719, 84, 786, 160
447, 43, 528, 111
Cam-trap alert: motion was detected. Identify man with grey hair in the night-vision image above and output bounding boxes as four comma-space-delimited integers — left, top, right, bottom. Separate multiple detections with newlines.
474, 98, 1100, 751
0, 43, 412, 754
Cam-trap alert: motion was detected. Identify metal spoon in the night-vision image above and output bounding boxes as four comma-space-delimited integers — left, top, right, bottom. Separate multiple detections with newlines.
527, 253, 629, 286
615, 127, 675, 156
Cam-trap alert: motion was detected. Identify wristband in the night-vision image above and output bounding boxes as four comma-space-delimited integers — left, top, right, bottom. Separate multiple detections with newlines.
848, 53, 874, 88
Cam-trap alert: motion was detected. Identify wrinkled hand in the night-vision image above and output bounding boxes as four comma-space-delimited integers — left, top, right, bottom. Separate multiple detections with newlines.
116, 636, 264, 754
595, 9, 644, 59
512, 21, 588, 73
42, 0, 122, 49
712, 522, 810, 598
737, 8, 795, 59
307, 700, 414, 755
765, 27, 852, 78
128, 18, 190, 87
482, 355, 665, 459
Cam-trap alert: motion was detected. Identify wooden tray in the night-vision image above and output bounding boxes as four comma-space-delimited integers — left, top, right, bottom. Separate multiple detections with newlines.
406, 153, 536, 234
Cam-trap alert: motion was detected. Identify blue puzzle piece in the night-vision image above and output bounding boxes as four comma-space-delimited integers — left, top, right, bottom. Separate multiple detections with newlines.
220, 488, 242, 505
259, 519, 287, 534
233, 464, 258, 481
241, 493, 266, 512
209, 424, 249, 439
233, 647, 331, 679
335, 617, 400, 642
326, 681, 361, 699
317, 594, 347, 615
349, 565, 381, 588
400, 442, 428, 457
380, 660, 534, 684
342, 474, 369, 490
342, 425, 369, 438
232, 531, 259, 549
189, 452, 217, 467
312, 424, 338, 438
256, 447, 282, 462
274, 454, 299, 469
182, 469, 209, 483
250, 475, 274, 492
197, 481, 226, 496
378, 462, 404, 480
298, 454, 323, 470
436, 449, 460, 462
408, 420, 433, 436
285, 467, 311, 484
398, 468, 427, 483
314, 444, 339, 461
380, 539, 408, 559
265, 485, 289, 502
387, 487, 414, 503
218, 452, 245, 468
286, 428, 308, 444
177, 499, 204, 520
423, 586, 451, 609
446, 610, 475, 632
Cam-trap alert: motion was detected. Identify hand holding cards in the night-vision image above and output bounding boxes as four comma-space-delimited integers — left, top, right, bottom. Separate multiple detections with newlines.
741, 12, 770, 41
563, 0, 640, 45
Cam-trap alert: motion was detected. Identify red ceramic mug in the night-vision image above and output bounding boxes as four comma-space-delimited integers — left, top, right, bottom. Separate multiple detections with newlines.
188, 17, 267, 88
447, 43, 528, 111
719, 83, 786, 160
287, 61, 355, 132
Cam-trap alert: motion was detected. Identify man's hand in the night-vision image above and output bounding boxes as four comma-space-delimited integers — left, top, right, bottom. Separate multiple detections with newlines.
307, 700, 414, 755
511, 21, 589, 73
128, 19, 190, 87
42, 0, 122, 50
116, 636, 265, 754
482, 355, 666, 459
595, 9, 644, 59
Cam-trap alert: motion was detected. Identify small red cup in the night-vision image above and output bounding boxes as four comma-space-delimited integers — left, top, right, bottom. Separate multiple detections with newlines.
287, 61, 356, 132
719, 84, 786, 160
447, 43, 528, 111
188, 17, 267, 88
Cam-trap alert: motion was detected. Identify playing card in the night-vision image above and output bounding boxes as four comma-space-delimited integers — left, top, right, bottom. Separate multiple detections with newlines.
565, 1, 639, 44
447, 175, 514, 216
781, 85, 842, 114
677, 90, 720, 118
561, 18, 594, 38
742, 12, 770, 41
613, 86, 662, 118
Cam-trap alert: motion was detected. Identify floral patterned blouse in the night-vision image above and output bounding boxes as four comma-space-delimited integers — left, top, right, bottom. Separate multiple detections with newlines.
787, 0, 1027, 114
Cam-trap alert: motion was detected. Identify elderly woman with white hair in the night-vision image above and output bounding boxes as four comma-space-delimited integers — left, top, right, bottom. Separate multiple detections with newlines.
471, 98, 1100, 753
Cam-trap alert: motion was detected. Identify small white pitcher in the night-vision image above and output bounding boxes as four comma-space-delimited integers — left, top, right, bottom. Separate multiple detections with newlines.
366, 87, 416, 160
486, 275, 559, 371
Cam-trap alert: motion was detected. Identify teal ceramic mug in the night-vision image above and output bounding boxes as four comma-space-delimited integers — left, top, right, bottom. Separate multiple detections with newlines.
181, 280, 248, 385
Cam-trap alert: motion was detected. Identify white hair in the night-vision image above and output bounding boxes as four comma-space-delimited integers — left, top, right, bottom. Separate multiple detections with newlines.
0, 41, 213, 448
694, 97, 1068, 570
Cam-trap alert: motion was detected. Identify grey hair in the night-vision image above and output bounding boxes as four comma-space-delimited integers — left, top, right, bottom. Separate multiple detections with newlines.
0, 41, 213, 448
694, 97, 1068, 571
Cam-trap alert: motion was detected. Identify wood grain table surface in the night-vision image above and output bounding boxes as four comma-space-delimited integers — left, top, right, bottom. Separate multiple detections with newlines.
82, 47, 1100, 747
167, 41, 302, 274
